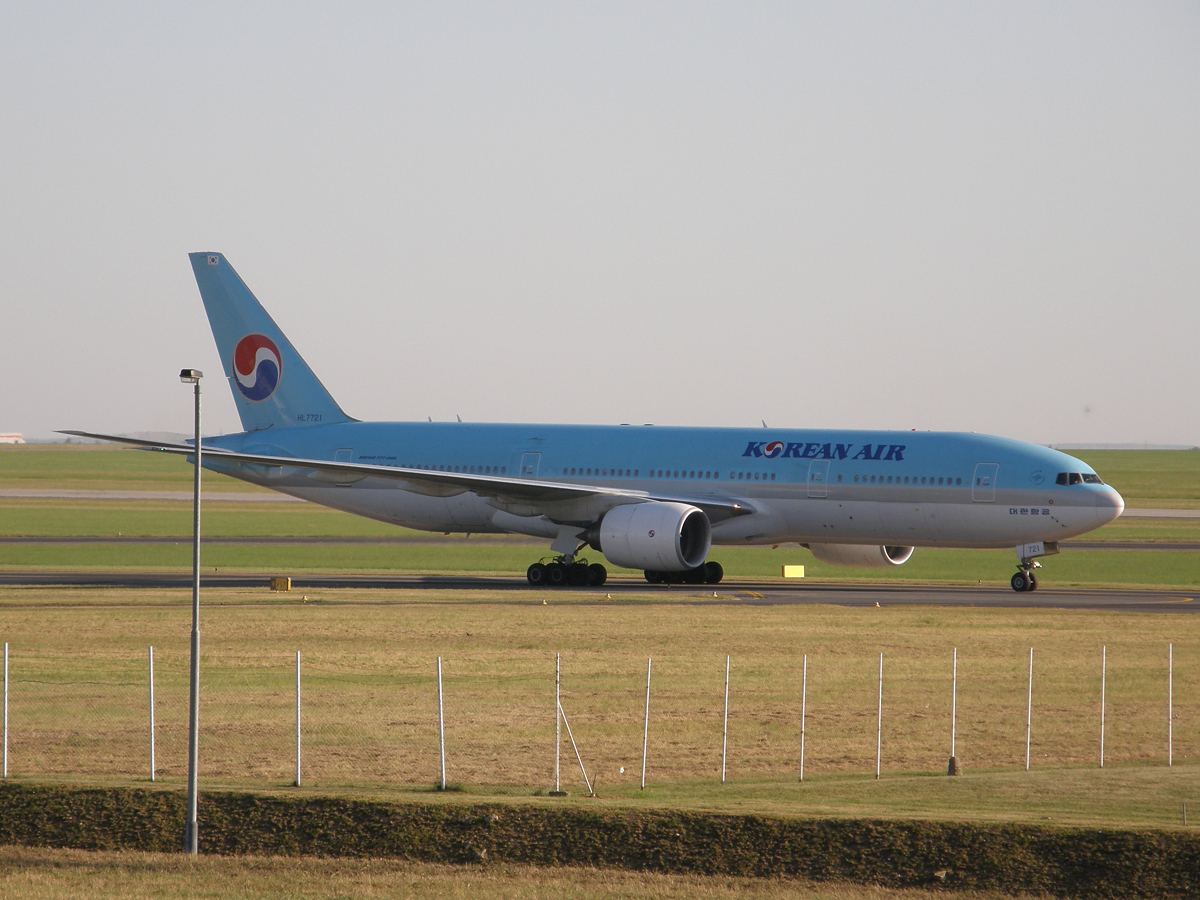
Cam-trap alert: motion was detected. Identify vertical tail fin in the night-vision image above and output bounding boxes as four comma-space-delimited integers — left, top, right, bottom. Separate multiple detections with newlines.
189, 253, 352, 432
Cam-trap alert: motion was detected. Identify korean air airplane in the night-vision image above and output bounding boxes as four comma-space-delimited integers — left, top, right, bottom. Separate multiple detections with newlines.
67, 253, 1125, 592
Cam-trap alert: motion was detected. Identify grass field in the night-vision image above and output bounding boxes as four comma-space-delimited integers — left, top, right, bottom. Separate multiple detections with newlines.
0, 846, 1015, 900
1072, 449, 1200, 509
0, 587, 1195, 830
1, 447, 1198, 589
2, 537, 1198, 590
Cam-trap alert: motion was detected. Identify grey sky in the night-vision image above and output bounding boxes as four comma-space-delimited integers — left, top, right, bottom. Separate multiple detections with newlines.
2, 2, 1197, 444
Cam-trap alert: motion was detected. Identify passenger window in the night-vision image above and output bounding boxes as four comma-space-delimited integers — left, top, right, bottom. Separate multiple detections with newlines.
772, 473, 777, 481
956, 478, 962, 485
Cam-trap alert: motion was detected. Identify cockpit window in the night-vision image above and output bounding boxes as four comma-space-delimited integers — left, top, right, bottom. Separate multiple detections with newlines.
1056, 472, 1092, 485
1060, 472, 1104, 487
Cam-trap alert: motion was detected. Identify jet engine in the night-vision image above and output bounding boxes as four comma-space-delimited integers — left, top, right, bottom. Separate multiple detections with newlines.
807, 543, 914, 568
586, 502, 712, 571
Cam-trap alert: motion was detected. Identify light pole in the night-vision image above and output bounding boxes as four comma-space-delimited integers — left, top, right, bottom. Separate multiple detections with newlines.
180, 368, 202, 855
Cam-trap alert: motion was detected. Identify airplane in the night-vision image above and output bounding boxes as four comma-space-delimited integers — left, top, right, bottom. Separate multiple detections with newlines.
66, 252, 1125, 593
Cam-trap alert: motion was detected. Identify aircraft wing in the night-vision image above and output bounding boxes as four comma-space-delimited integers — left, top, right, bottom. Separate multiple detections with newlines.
59, 431, 754, 523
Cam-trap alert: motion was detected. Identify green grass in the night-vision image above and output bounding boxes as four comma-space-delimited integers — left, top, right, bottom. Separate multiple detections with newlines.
2, 498, 1199, 543
0, 445, 263, 492
0, 846, 1015, 900
1, 446, 1197, 589
1, 541, 1196, 590
1074, 450, 1200, 509
0, 499, 449, 539
0, 588, 1196, 830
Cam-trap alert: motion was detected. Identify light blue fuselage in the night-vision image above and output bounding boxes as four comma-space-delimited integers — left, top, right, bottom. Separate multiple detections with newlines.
203, 422, 1123, 550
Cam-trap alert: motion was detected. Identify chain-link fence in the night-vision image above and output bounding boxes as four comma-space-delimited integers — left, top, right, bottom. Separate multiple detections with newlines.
0, 639, 1194, 792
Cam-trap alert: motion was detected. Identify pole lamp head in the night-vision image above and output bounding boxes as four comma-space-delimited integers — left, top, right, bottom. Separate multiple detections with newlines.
179, 369, 203, 384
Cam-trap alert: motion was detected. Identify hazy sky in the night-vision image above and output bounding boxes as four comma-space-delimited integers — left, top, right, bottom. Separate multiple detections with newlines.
2, 2, 1197, 444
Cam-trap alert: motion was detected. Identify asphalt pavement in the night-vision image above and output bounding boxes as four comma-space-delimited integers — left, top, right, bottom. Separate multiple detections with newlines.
0, 571, 1193, 613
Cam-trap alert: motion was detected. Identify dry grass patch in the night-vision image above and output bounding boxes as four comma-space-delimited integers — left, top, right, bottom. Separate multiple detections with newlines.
0, 845, 1031, 900
0, 587, 1196, 829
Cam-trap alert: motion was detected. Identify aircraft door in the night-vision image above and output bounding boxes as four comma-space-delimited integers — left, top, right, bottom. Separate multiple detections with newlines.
519, 452, 541, 478
972, 463, 999, 502
807, 459, 830, 498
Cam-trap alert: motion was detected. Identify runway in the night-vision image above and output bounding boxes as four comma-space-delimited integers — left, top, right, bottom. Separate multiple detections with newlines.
0, 570, 1193, 613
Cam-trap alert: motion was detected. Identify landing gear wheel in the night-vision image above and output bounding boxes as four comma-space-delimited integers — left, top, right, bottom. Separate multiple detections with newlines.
704, 561, 724, 585
683, 566, 706, 585
587, 563, 607, 586
546, 562, 567, 586
1011, 571, 1029, 593
1027, 573, 1038, 592
568, 562, 589, 586
644, 570, 663, 584
527, 563, 547, 586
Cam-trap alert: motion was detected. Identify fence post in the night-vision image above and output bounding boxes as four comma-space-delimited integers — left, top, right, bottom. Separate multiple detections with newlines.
1168, 643, 1173, 767
1025, 647, 1033, 771
875, 652, 883, 779
641, 658, 651, 790
721, 655, 730, 784
553, 653, 561, 794
948, 648, 959, 775
294, 651, 301, 787
3, 642, 8, 779
799, 654, 807, 782
437, 656, 446, 791
1100, 645, 1106, 768
149, 647, 156, 782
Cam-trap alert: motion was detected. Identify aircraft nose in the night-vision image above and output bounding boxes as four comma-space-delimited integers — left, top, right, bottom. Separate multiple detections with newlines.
1094, 489, 1124, 526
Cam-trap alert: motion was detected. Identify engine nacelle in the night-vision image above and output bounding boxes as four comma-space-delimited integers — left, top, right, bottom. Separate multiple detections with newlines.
589, 502, 712, 571
807, 543, 914, 568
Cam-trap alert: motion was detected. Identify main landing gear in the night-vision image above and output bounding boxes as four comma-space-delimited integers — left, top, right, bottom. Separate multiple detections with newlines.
1011, 560, 1042, 593
645, 561, 724, 586
527, 556, 607, 587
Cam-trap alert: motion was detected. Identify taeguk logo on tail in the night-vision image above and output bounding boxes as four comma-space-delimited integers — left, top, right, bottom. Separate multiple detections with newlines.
232, 334, 281, 402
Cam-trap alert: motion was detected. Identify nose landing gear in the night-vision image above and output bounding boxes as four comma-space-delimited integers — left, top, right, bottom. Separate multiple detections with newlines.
1011, 560, 1042, 592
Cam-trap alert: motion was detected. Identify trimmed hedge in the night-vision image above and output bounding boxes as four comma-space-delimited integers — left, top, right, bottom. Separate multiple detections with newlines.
0, 783, 1196, 898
